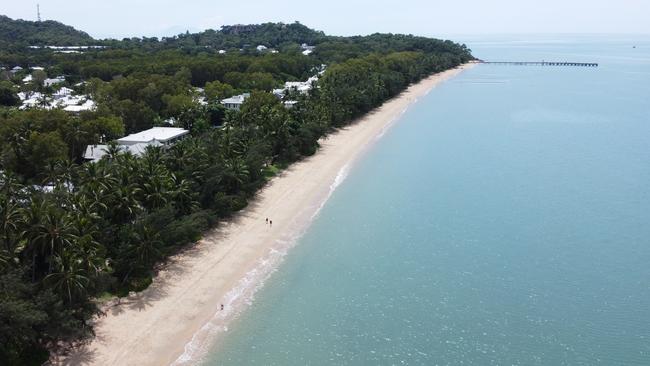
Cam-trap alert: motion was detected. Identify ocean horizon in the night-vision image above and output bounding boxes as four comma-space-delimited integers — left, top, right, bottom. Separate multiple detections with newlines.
198, 35, 650, 365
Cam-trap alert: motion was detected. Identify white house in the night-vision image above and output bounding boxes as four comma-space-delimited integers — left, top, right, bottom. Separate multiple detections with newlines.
220, 93, 250, 110
272, 88, 286, 99
256, 45, 268, 52
283, 100, 298, 109
19, 93, 50, 110
44, 76, 65, 87
117, 127, 189, 146
83, 142, 161, 162
10, 66, 23, 74
218, 49, 227, 54
22, 74, 33, 83
31, 66, 45, 71
53, 87, 73, 99
84, 127, 189, 162
63, 99, 96, 113
283, 75, 318, 95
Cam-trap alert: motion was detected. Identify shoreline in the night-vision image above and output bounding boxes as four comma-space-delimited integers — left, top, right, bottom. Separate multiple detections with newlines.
57, 63, 474, 366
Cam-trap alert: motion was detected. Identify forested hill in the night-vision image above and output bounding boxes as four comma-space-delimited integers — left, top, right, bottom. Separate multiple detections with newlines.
159, 22, 327, 49
0, 15, 94, 48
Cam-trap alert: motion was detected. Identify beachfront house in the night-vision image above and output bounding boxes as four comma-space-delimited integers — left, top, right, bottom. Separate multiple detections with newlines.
83, 127, 189, 162
117, 127, 189, 146
221, 93, 250, 110
10, 66, 23, 74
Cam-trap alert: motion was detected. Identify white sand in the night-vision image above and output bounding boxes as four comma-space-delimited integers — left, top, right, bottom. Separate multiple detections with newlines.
57, 63, 473, 366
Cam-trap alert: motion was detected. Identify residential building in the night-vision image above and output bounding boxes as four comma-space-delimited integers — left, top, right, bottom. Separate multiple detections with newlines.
44, 76, 65, 87
53, 87, 73, 99
62, 99, 96, 113
220, 93, 250, 110
117, 127, 189, 146
84, 127, 188, 162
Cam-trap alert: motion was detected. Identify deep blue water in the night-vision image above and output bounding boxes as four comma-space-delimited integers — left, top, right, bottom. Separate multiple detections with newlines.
204, 36, 650, 365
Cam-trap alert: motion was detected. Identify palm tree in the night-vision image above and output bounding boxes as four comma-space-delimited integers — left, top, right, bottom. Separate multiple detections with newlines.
19, 197, 49, 280
45, 253, 90, 304
121, 225, 163, 283
104, 141, 123, 161
32, 206, 75, 275
170, 175, 198, 215
141, 172, 171, 210
108, 183, 142, 224
222, 157, 250, 193
0, 173, 23, 254
40, 159, 77, 192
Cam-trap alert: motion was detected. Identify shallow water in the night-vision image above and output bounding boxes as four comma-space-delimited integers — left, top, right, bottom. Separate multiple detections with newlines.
203, 35, 650, 365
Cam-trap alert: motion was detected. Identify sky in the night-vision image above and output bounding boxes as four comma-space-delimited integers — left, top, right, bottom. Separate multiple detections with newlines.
3, 0, 650, 39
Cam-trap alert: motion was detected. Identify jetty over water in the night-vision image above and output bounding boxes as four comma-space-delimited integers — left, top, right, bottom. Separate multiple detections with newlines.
480, 61, 599, 67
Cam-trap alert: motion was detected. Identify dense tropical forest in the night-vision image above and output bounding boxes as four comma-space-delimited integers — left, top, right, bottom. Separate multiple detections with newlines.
0, 15, 473, 364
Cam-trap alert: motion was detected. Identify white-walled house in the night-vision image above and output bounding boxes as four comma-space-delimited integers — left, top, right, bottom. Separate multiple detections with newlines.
62, 99, 96, 113
84, 127, 189, 162
44, 76, 65, 87
117, 127, 189, 146
53, 87, 73, 99
83, 142, 162, 162
220, 93, 250, 110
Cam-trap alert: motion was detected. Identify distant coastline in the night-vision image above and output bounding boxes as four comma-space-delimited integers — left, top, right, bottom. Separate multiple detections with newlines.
56, 64, 475, 366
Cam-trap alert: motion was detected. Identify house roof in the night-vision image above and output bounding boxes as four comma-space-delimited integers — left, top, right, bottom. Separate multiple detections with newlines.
117, 127, 189, 144
83, 141, 163, 162
54, 87, 74, 95
220, 93, 250, 105
63, 100, 96, 112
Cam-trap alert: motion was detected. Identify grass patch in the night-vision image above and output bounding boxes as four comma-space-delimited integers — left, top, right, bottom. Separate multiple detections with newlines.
263, 163, 287, 180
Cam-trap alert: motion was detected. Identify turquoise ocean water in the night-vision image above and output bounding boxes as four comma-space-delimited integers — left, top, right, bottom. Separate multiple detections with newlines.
203, 36, 650, 365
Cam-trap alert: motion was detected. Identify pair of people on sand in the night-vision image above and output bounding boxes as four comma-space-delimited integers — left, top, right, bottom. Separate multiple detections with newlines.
265, 217, 273, 226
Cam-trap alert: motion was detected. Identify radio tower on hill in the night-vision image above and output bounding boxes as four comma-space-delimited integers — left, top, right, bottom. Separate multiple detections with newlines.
37, 4, 41, 22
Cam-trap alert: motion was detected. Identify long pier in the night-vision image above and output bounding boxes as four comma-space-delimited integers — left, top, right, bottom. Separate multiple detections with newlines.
480, 61, 598, 67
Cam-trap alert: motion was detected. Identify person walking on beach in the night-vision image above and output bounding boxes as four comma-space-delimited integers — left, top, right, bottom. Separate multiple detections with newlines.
221, 304, 224, 311
266, 217, 268, 224
269, 220, 272, 227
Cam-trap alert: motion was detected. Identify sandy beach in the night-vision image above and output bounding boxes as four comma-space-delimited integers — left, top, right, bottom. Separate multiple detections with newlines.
57, 63, 473, 366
